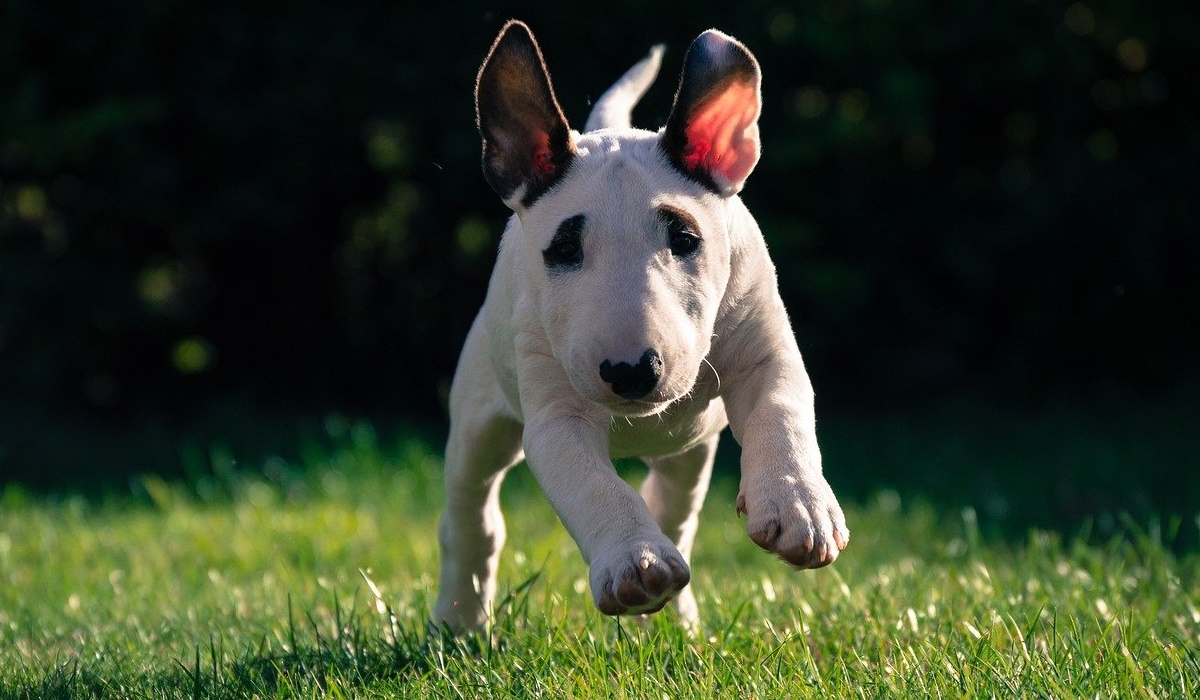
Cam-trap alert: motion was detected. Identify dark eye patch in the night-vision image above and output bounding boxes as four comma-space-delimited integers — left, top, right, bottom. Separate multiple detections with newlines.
543, 214, 586, 271
659, 207, 702, 258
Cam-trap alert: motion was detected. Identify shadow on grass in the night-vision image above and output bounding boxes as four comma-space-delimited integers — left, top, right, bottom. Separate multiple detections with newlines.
7, 630, 435, 700
2, 389, 1197, 551
5, 568, 585, 700
5, 593, 480, 700
815, 392, 1200, 551
0, 395, 442, 498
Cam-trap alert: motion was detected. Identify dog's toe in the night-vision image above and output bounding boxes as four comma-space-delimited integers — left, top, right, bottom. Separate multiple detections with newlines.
592, 544, 690, 616
741, 476, 850, 570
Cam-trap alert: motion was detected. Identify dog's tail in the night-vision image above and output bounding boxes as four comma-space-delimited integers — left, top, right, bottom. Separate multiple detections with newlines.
584, 44, 665, 132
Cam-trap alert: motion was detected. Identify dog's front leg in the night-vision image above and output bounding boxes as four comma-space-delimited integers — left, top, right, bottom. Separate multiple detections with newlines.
723, 338, 850, 569
522, 405, 691, 616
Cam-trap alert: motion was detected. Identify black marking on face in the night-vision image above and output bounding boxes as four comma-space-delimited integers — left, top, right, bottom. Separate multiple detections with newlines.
543, 214, 586, 271
659, 207, 702, 259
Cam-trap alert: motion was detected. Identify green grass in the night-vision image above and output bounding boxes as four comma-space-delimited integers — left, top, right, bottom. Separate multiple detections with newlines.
2, 417, 1198, 698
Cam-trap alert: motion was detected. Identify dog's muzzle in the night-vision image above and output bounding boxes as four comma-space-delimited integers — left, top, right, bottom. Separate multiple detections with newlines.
598, 349, 663, 400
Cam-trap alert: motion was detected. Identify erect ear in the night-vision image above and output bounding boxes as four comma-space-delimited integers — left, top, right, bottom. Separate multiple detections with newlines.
660, 30, 762, 196
475, 20, 576, 209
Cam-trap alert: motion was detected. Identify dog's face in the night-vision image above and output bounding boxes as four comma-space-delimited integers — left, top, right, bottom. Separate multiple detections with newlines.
516, 132, 732, 415
476, 22, 761, 416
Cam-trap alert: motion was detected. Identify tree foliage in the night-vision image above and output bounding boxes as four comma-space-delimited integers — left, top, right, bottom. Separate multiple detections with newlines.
2, 0, 1197, 427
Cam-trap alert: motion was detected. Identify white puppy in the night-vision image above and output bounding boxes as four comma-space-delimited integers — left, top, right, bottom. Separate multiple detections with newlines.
433, 20, 849, 633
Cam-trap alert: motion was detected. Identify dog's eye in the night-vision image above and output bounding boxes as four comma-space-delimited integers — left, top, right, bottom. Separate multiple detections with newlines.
543, 214, 585, 270
669, 228, 700, 257
549, 238, 580, 263
663, 212, 701, 258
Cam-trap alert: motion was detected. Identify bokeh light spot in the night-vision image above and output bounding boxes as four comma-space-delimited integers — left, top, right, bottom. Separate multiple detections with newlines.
793, 87, 830, 119
1087, 129, 1119, 162
837, 89, 870, 124
366, 122, 409, 172
1004, 112, 1038, 146
1116, 38, 1148, 72
138, 264, 182, 313
901, 133, 935, 169
455, 217, 492, 257
998, 160, 1032, 194
1064, 3, 1095, 36
767, 11, 796, 43
15, 186, 47, 221
173, 338, 214, 374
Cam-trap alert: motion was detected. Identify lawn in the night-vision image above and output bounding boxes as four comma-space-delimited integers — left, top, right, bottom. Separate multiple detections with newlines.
1, 411, 1198, 698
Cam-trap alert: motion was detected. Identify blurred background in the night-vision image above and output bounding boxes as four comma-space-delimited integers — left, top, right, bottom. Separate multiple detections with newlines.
2, 1, 1197, 539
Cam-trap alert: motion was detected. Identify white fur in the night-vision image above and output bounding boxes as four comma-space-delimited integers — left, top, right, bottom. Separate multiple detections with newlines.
433, 28, 849, 634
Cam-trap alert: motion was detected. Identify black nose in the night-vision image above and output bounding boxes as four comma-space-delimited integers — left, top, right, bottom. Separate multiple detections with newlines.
599, 349, 663, 400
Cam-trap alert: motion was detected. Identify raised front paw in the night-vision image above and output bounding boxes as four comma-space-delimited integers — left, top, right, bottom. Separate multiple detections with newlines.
590, 540, 691, 616
737, 474, 849, 569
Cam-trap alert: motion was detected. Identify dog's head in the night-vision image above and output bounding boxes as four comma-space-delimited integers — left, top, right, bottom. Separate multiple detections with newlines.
476, 21, 762, 417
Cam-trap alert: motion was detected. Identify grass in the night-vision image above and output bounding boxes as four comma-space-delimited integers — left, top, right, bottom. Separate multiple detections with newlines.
1, 413, 1198, 698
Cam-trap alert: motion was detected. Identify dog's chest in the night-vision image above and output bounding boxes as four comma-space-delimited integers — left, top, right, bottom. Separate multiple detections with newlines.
606, 396, 728, 459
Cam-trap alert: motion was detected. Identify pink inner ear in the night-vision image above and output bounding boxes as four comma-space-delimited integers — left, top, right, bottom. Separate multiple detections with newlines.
681, 82, 760, 190
530, 130, 558, 175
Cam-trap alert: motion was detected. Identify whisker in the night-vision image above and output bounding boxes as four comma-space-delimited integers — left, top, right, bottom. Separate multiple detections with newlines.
701, 356, 722, 393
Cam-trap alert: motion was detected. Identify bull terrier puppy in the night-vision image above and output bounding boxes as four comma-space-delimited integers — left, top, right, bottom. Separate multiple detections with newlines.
433, 20, 849, 633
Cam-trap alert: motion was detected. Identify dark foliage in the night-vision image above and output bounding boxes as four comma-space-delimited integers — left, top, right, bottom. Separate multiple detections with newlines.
2, 1, 1197, 479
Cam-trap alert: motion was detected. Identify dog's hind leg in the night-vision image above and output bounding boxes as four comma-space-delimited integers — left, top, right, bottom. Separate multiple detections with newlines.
433, 407, 522, 633
641, 432, 720, 632
433, 333, 524, 633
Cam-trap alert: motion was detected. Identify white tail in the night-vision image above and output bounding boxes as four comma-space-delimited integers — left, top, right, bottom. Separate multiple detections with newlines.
584, 45, 665, 132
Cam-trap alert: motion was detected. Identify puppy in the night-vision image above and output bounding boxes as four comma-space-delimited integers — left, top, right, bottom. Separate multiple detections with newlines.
434, 20, 848, 633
